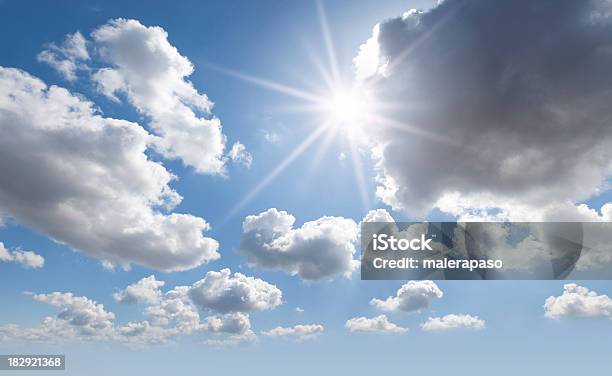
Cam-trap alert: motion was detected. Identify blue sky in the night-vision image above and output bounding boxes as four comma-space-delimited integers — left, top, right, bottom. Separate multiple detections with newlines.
1, 0, 612, 375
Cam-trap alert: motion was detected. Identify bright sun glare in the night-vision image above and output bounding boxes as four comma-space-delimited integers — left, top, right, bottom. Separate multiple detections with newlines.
325, 87, 373, 133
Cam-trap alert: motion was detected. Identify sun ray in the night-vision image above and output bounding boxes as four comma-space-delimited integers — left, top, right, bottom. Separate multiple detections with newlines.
306, 123, 340, 174
305, 43, 337, 91
348, 137, 371, 211
372, 114, 466, 149
205, 63, 324, 104
223, 123, 330, 222
316, 0, 341, 84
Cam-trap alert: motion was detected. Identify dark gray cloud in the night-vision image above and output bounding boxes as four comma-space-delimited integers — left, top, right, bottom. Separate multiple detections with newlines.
359, 0, 612, 217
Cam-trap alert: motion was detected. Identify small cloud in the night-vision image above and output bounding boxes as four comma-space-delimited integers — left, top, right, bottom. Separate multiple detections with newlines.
37, 32, 89, 81
295, 307, 304, 313
544, 284, 612, 319
370, 280, 443, 312
0, 242, 44, 269
114, 275, 165, 305
240, 208, 359, 281
263, 130, 280, 144
421, 314, 485, 331
345, 315, 407, 334
338, 152, 346, 161
262, 324, 324, 341
228, 141, 253, 168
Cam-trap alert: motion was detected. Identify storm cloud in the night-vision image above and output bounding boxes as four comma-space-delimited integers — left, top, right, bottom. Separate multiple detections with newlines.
356, 0, 612, 219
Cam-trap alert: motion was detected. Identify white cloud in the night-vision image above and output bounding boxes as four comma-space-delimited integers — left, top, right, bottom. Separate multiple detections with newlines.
361, 208, 395, 223
144, 285, 202, 333
90, 19, 228, 174
204, 331, 257, 347
240, 208, 359, 281
262, 324, 324, 340
2, 269, 283, 345
0, 242, 44, 269
206, 312, 252, 335
263, 130, 279, 144
0, 67, 219, 272
345, 315, 407, 334
32, 292, 115, 335
228, 141, 253, 168
421, 314, 485, 331
113, 275, 165, 305
37, 32, 89, 81
188, 268, 282, 313
371, 280, 443, 312
544, 284, 612, 319
358, 1, 612, 219
353, 24, 387, 81
295, 307, 304, 313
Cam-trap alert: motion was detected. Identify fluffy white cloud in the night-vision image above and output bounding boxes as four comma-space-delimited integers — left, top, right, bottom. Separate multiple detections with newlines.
0, 67, 219, 272
544, 284, 612, 319
32, 292, 115, 335
371, 281, 443, 312
353, 24, 388, 81
0, 242, 44, 269
144, 285, 202, 333
228, 141, 252, 168
0, 292, 176, 345
361, 208, 394, 224
206, 312, 252, 335
358, 1, 612, 219
37, 32, 89, 81
2, 268, 283, 345
240, 208, 359, 281
90, 19, 229, 174
262, 324, 324, 341
421, 314, 485, 331
188, 268, 282, 313
345, 315, 407, 334
113, 275, 165, 305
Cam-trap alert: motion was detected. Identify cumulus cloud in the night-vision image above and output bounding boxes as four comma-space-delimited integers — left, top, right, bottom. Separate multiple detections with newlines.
188, 268, 282, 313
358, 0, 612, 219
371, 281, 443, 312
37, 32, 89, 81
361, 208, 395, 224
1, 292, 175, 345
31, 292, 115, 335
262, 324, 324, 341
0, 241, 44, 269
240, 208, 359, 281
421, 314, 485, 331
89, 19, 228, 174
228, 141, 253, 168
0, 67, 219, 272
353, 24, 388, 81
544, 284, 612, 319
206, 312, 252, 335
2, 269, 282, 345
144, 286, 202, 333
345, 315, 407, 334
113, 275, 165, 305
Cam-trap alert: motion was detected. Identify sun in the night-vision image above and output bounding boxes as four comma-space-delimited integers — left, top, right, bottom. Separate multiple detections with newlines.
324, 86, 373, 133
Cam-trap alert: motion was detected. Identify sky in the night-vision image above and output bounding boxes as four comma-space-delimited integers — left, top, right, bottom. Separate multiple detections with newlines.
1, 0, 612, 375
